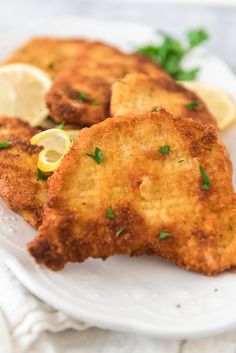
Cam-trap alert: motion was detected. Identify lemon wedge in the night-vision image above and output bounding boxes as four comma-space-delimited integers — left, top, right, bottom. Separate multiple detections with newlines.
181, 81, 236, 130
31, 128, 72, 172
0, 63, 52, 127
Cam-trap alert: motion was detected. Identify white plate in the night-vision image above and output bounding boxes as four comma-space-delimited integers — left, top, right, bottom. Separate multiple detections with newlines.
1, 16, 236, 340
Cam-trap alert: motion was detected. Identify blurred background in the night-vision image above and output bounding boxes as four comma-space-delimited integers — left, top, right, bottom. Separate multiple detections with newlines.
0, 0, 236, 71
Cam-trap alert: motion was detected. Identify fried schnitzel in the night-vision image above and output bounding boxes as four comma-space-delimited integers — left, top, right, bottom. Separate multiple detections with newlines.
46, 42, 168, 126
28, 110, 236, 275
4, 37, 89, 79
111, 73, 217, 127
0, 117, 47, 228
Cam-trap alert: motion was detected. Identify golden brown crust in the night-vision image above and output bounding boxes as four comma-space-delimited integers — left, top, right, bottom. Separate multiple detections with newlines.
28, 110, 236, 274
46, 41, 168, 126
111, 73, 217, 127
0, 117, 48, 228
3, 37, 90, 79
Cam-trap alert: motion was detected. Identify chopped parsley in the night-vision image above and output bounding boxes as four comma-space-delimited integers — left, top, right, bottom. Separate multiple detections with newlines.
159, 231, 172, 239
187, 29, 209, 48
207, 147, 212, 152
47, 62, 54, 70
178, 159, 184, 163
199, 165, 211, 191
76, 91, 89, 102
86, 147, 103, 164
136, 28, 208, 80
107, 206, 116, 219
159, 145, 170, 155
0, 140, 11, 149
185, 101, 199, 110
175, 68, 199, 81
76, 91, 99, 105
55, 121, 66, 129
37, 169, 49, 181
115, 227, 126, 237
228, 224, 233, 231
151, 106, 158, 112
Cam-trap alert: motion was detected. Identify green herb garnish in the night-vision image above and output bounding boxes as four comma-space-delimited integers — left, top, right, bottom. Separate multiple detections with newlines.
159, 232, 172, 239
37, 169, 49, 181
76, 91, 99, 105
199, 165, 211, 190
187, 29, 209, 48
159, 145, 170, 155
174, 68, 199, 81
151, 106, 158, 112
0, 140, 11, 149
228, 224, 233, 231
115, 227, 126, 237
178, 159, 184, 163
107, 206, 116, 219
76, 91, 88, 102
185, 101, 199, 110
136, 28, 208, 80
86, 147, 103, 164
55, 121, 66, 129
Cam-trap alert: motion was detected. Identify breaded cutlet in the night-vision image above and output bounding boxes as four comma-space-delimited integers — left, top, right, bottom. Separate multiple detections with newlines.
111, 73, 217, 127
0, 117, 48, 228
46, 41, 168, 126
28, 110, 235, 275
4, 37, 90, 79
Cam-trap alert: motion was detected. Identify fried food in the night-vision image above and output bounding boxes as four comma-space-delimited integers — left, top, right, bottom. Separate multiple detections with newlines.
0, 117, 47, 227
28, 110, 236, 275
111, 73, 217, 127
4, 37, 89, 79
46, 42, 168, 126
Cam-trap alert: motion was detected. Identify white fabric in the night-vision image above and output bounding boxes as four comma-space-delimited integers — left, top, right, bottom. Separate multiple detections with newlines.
0, 264, 89, 353
1, 264, 236, 353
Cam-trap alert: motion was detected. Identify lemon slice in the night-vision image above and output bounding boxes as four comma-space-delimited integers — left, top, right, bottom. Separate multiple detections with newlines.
0, 63, 52, 127
181, 81, 236, 130
31, 128, 72, 172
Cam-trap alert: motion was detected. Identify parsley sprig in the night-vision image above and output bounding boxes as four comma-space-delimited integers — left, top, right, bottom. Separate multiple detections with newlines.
55, 121, 66, 129
199, 165, 211, 190
159, 232, 172, 239
86, 147, 103, 164
185, 101, 199, 110
107, 206, 116, 219
151, 106, 158, 112
159, 145, 170, 155
37, 169, 49, 181
76, 91, 99, 106
76, 91, 88, 102
136, 28, 208, 80
0, 140, 11, 149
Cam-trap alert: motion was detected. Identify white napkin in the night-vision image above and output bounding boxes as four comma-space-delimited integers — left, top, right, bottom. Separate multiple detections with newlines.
0, 263, 89, 353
